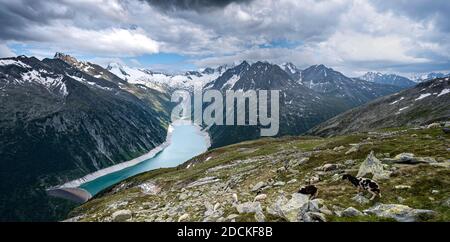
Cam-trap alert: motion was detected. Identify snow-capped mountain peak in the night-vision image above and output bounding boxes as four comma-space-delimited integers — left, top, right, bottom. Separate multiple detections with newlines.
359, 72, 415, 88
280, 62, 300, 74
106, 62, 229, 91
410, 72, 450, 83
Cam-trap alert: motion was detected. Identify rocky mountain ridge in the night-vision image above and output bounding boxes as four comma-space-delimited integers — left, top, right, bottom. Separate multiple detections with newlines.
0, 54, 172, 221
309, 77, 450, 137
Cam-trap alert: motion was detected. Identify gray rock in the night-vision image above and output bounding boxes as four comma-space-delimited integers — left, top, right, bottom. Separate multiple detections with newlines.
111, 210, 132, 222
179, 193, 189, 200
331, 173, 341, 181
364, 204, 436, 222
276, 193, 310, 222
138, 182, 161, 195
226, 214, 239, 220
333, 146, 346, 152
273, 181, 286, 186
308, 199, 325, 213
427, 123, 441, 129
266, 194, 288, 218
255, 211, 266, 222
187, 176, 221, 188
216, 217, 226, 222
394, 185, 411, 190
251, 181, 266, 192
352, 194, 370, 205
345, 146, 359, 155
344, 159, 356, 166
388, 153, 437, 164
287, 179, 297, 184
322, 163, 338, 171
288, 158, 309, 167
254, 194, 267, 202
178, 213, 190, 222
236, 202, 263, 214
232, 193, 239, 203
357, 151, 391, 180
342, 207, 364, 217
277, 167, 286, 173
303, 212, 327, 222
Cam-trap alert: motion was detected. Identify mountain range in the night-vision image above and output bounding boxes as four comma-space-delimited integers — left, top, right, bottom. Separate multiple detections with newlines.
1, 53, 445, 221
358, 72, 416, 88
0, 54, 172, 221
411, 72, 450, 83
203, 62, 403, 147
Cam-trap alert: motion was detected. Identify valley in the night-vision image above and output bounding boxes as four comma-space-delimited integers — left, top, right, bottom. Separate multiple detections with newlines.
69, 124, 450, 222
0, 53, 448, 222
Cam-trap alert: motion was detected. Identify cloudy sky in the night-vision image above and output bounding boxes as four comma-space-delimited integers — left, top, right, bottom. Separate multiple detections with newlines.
0, 0, 449, 76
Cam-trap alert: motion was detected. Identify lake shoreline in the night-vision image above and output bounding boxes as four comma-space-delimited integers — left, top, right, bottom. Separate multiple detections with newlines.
47, 120, 211, 203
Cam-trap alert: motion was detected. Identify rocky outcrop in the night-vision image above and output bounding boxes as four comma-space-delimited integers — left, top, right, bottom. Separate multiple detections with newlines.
364, 204, 436, 222
383, 153, 437, 164
357, 151, 391, 180
112, 210, 132, 222
342, 207, 364, 217
267, 193, 328, 222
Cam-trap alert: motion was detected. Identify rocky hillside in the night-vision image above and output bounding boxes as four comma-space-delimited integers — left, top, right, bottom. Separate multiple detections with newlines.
204, 61, 403, 148
309, 77, 450, 137
69, 125, 450, 222
0, 55, 172, 221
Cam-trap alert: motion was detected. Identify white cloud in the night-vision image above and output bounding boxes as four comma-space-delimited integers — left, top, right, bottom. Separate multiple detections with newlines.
0, 43, 15, 57
26, 26, 160, 57
1, 0, 450, 74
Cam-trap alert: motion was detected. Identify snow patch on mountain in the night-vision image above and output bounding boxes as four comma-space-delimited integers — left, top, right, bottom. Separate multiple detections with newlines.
415, 93, 431, 101
0, 59, 31, 69
20, 70, 67, 96
107, 63, 227, 90
390, 97, 404, 105
437, 88, 450, 97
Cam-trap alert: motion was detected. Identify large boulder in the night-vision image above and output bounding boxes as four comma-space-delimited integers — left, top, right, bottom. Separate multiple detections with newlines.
111, 210, 132, 222
386, 153, 437, 164
236, 202, 265, 222
357, 151, 391, 180
345, 145, 359, 155
281, 193, 310, 222
342, 207, 364, 217
251, 181, 267, 192
364, 204, 436, 222
427, 123, 441, 129
267, 193, 312, 222
236, 202, 263, 214
138, 182, 161, 195
303, 212, 327, 222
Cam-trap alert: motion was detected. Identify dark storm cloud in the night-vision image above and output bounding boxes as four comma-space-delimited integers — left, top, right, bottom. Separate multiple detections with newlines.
0, 0, 73, 41
140, 0, 252, 12
0, 0, 449, 74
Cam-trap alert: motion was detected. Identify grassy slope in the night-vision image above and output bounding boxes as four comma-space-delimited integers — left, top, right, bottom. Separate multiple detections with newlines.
71, 127, 450, 222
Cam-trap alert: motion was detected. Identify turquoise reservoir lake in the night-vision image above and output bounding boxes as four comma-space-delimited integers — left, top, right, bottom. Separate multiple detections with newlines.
79, 123, 209, 196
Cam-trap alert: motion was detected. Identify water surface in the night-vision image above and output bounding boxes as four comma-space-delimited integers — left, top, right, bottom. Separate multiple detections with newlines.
79, 123, 209, 195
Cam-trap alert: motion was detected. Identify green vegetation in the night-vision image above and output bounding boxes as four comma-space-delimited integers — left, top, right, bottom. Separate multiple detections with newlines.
71, 127, 450, 222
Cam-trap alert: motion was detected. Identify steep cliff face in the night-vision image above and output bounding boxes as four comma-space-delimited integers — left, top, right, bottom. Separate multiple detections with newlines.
0, 55, 171, 221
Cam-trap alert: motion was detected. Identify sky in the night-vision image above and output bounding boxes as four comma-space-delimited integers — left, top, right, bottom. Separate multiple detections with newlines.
0, 0, 449, 76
